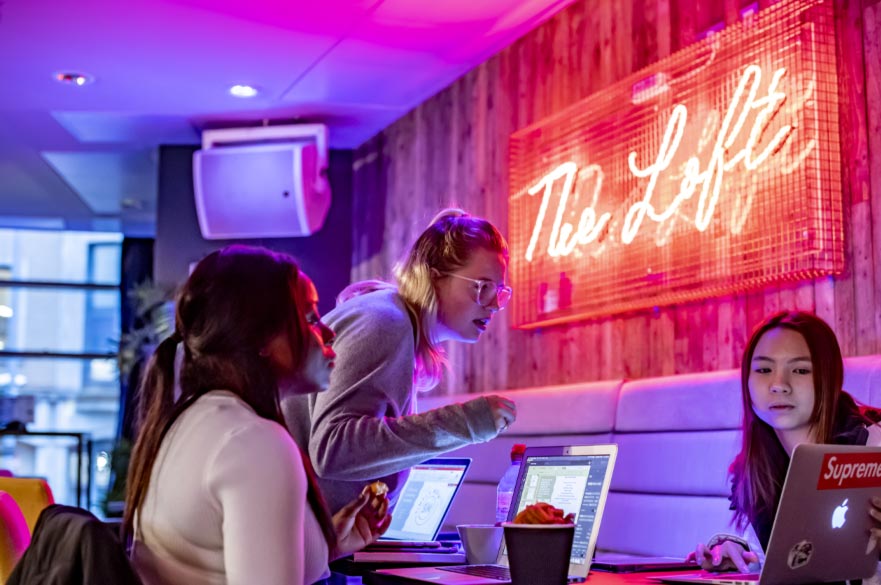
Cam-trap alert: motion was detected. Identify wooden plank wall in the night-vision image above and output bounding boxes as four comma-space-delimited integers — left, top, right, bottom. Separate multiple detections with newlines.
350, 0, 881, 395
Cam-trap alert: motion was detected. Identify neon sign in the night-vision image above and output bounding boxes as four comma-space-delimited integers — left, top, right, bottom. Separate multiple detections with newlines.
509, 0, 842, 328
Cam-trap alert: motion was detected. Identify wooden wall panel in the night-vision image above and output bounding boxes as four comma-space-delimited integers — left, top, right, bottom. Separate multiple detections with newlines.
350, 0, 881, 395
834, 0, 870, 358
865, 0, 881, 357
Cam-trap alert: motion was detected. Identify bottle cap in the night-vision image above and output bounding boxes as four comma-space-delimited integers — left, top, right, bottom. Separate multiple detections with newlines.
511, 443, 527, 462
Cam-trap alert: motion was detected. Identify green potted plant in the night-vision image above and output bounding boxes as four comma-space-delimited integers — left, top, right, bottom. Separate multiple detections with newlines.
103, 281, 174, 517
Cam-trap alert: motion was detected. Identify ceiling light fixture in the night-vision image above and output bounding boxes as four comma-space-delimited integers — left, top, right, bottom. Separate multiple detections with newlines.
229, 84, 259, 98
54, 71, 94, 86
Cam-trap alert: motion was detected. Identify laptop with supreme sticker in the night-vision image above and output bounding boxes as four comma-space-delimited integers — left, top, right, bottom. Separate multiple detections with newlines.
374, 444, 618, 583
655, 444, 881, 585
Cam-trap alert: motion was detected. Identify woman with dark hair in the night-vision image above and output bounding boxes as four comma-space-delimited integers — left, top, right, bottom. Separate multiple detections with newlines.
690, 311, 881, 573
283, 209, 517, 513
124, 245, 390, 585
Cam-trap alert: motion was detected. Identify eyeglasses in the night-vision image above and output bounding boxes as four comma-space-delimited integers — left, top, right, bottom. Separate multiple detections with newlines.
445, 273, 513, 309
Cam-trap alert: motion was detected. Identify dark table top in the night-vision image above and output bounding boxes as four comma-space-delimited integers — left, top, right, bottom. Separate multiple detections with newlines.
360, 567, 702, 585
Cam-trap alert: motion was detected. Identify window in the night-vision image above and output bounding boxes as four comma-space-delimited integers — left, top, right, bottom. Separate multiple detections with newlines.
0, 229, 122, 512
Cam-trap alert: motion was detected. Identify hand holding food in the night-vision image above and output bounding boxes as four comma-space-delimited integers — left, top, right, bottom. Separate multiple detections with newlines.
367, 480, 388, 496
512, 502, 575, 525
332, 481, 392, 558
364, 481, 390, 518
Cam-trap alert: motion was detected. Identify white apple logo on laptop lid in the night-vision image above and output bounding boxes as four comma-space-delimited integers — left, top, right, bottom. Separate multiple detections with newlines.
831, 498, 848, 529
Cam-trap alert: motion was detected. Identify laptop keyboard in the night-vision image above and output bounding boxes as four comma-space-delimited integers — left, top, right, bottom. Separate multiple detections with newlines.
439, 565, 511, 581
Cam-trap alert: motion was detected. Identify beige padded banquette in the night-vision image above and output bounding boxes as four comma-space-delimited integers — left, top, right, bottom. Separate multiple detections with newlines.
418, 355, 881, 557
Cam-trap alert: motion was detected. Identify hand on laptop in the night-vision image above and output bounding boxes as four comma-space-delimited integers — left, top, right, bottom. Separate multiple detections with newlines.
332, 484, 393, 558
869, 496, 881, 558
686, 541, 758, 573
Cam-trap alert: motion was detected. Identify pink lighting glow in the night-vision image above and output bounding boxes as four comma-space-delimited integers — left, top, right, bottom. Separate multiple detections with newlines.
508, 0, 843, 328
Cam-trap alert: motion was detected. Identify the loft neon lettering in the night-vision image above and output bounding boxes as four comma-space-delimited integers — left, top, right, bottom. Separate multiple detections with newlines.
525, 163, 611, 262
525, 65, 810, 261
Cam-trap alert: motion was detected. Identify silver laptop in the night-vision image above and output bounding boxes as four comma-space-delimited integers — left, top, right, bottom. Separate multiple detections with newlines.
657, 444, 881, 585
372, 457, 471, 546
374, 444, 618, 583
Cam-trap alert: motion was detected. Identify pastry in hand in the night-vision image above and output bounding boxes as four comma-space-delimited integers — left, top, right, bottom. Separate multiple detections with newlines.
513, 502, 575, 525
366, 481, 388, 497
362, 481, 390, 517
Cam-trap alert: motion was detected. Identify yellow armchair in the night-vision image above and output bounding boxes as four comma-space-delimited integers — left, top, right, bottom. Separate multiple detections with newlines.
0, 479, 53, 535
0, 491, 29, 583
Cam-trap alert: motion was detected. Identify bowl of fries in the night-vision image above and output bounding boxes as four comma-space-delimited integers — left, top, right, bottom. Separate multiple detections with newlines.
502, 503, 575, 585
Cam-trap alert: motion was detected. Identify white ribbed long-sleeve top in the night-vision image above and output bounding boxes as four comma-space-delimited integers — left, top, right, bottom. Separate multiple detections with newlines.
132, 390, 330, 585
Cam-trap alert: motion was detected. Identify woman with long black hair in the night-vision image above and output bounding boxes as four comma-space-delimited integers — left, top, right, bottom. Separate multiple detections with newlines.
124, 245, 390, 585
690, 311, 881, 575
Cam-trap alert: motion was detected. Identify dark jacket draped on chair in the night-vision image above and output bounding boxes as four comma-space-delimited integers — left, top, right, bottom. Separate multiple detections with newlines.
6, 504, 142, 585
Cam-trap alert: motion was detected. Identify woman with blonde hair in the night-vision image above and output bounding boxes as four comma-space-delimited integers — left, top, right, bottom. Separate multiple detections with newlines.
283, 209, 517, 512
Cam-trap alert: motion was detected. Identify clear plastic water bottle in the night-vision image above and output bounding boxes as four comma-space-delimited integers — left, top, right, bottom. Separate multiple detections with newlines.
496, 444, 526, 524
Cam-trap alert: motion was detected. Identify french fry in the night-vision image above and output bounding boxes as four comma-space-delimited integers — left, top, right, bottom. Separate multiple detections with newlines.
513, 502, 575, 525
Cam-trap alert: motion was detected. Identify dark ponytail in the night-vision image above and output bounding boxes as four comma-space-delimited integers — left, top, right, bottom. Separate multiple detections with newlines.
122, 333, 180, 536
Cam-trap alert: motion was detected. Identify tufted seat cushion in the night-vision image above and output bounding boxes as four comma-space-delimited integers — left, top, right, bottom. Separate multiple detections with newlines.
615, 369, 742, 432
418, 354, 881, 556
419, 379, 623, 436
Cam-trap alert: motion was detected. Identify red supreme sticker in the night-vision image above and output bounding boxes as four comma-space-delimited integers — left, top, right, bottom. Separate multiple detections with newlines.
818, 453, 881, 490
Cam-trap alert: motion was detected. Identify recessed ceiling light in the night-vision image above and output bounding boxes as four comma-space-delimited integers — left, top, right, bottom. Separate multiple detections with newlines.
54, 71, 94, 86
229, 84, 259, 98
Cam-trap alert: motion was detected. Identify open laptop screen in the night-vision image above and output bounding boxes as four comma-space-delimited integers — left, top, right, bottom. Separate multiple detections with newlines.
381, 458, 471, 541
501, 449, 615, 567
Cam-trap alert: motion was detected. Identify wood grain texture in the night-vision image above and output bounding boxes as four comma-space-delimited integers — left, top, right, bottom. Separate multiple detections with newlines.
350, 0, 881, 394
865, 0, 881, 356
833, 0, 870, 357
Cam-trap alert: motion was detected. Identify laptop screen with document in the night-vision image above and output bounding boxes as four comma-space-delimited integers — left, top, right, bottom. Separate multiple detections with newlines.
499, 445, 617, 571
381, 457, 471, 541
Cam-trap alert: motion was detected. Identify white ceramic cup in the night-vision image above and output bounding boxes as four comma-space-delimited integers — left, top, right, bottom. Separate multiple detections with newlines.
457, 524, 504, 564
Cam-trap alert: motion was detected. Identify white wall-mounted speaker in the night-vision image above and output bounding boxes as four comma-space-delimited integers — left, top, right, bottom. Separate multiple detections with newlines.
192, 124, 331, 239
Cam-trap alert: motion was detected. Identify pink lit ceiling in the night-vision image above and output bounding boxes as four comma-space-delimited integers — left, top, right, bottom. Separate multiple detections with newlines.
0, 0, 575, 234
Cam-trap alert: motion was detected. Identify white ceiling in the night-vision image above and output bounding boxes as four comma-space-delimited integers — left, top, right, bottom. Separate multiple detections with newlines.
0, 0, 575, 235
